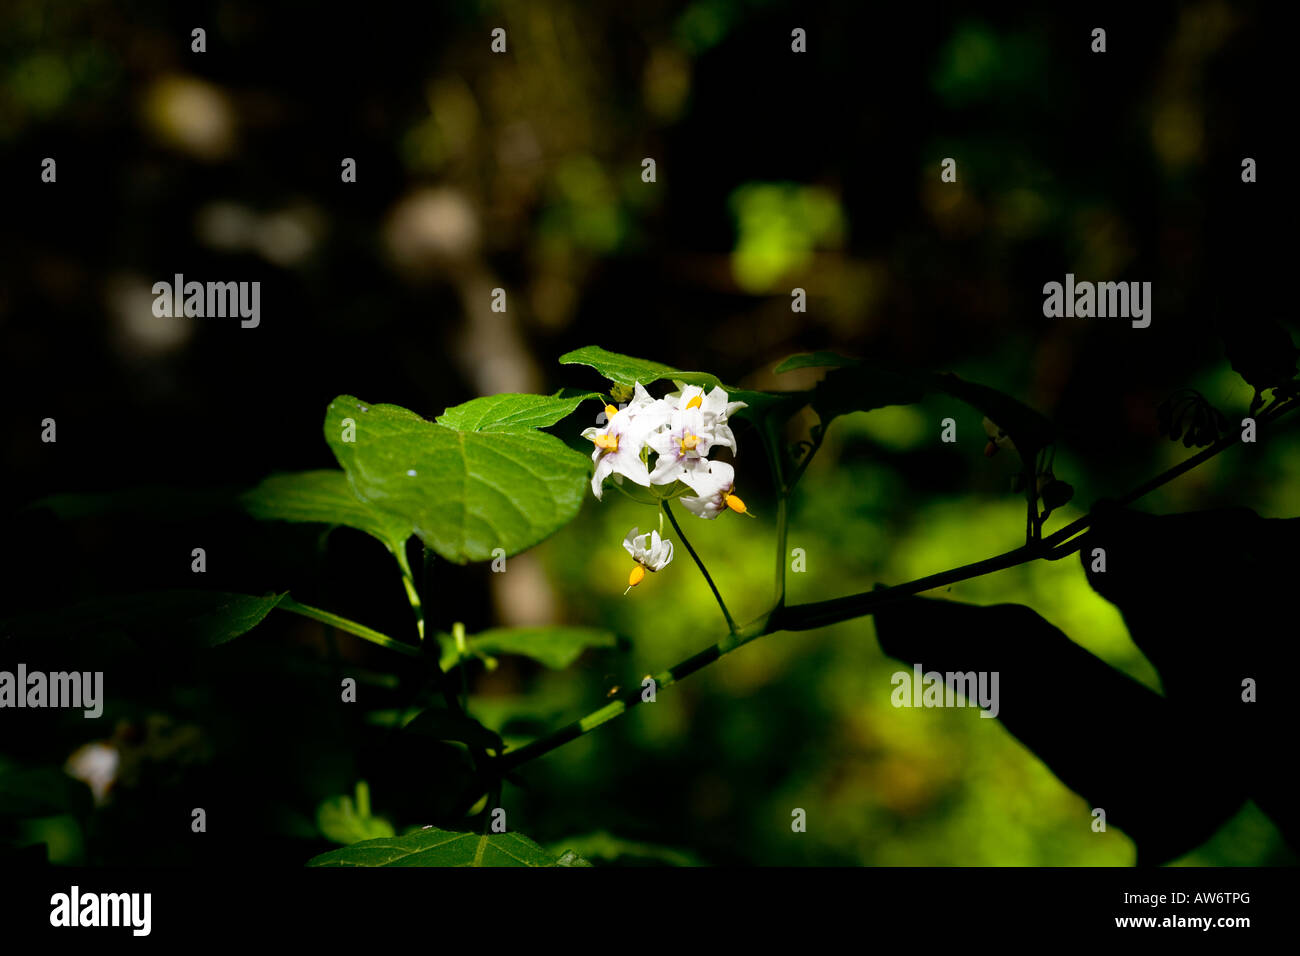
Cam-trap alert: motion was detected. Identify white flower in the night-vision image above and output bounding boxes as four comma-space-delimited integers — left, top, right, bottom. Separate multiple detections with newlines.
646, 403, 718, 492
623, 526, 674, 569
667, 384, 747, 452
581, 383, 667, 499
580, 380, 748, 502
65, 741, 120, 806
644, 384, 747, 492
622, 526, 674, 592
679, 460, 752, 519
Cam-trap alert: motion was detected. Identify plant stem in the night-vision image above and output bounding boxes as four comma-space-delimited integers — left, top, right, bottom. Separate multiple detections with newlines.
1022, 457, 1039, 545
661, 500, 737, 634
278, 596, 420, 657
496, 396, 1298, 777
394, 546, 425, 642
498, 615, 768, 772
772, 545, 1034, 632
452, 621, 470, 710
773, 493, 789, 608
761, 417, 792, 607
1037, 395, 1298, 552
786, 430, 823, 489
412, 550, 494, 805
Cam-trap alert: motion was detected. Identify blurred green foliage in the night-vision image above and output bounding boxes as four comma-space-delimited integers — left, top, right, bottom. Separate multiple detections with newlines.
729, 183, 845, 292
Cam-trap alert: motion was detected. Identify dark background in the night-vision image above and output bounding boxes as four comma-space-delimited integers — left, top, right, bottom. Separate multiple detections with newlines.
1, 0, 1295, 865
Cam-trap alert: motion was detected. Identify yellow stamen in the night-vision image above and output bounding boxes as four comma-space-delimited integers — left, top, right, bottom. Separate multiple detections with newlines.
680, 434, 699, 453
592, 433, 619, 451
624, 563, 646, 594
725, 493, 754, 516
604, 404, 620, 419
685, 394, 703, 410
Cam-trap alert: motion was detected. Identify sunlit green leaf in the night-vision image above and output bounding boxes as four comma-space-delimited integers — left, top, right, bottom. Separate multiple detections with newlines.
559, 345, 721, 389
324, 395, 592, 564
435, 392, 601, 432
559, 346, 804, 426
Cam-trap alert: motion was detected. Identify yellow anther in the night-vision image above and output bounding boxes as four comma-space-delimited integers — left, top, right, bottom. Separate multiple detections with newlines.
624, 564, 646, 594
725, 493, 753, 516
592, 433, 619, 451
604, 404, 620, 419
686, 394, 703, 410
680, 434, 699, 453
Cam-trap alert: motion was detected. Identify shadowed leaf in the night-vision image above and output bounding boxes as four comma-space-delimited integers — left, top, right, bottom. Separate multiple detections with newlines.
307, 826, 573, 867
436, 625, 619, 671
240, 469, 411, 555
0, 591, 285, 652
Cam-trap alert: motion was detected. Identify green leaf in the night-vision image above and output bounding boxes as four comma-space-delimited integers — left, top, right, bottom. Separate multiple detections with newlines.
559, 346, 806, 427
932, 373, 1055, 452
555, 850, 594, 867
324, 395, 592, 564
0, 591, 285, 652
307, 826, 570, 867
795, 355, 1056, 452
545, 830, 703, 867
774, 351, 861, 374
401, 707, 505, 753
807, 358, 931, 427
316, 782, 396, 845
559, 345, 721, 389
437, 626, 619, 671
0, 768, 93, 819
435, 392, 600, 432
240, 470, 411, 555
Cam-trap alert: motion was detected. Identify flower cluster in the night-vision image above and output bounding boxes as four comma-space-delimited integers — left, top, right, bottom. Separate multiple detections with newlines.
582, 382, 751, 592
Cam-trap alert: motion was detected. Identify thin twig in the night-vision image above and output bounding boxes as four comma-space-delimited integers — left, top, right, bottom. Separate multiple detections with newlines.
661, 499, 737, 634
278, 596, 420, 657
497, 395, 1298, 775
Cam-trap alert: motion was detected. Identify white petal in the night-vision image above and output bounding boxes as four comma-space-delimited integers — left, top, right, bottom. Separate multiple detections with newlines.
612, 447, 653, 486
653, 539, 674, 570
592, 456, 617, 499
680, 493, 721, 519
700, 459, 735, 491
700, 386, 728, 417
675, 458, 718, 494
711, 423, 737, 452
